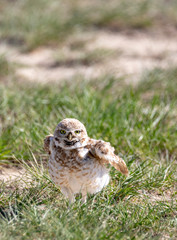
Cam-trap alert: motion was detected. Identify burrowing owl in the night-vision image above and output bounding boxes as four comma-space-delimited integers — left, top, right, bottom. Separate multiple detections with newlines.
44, 118, 128, 203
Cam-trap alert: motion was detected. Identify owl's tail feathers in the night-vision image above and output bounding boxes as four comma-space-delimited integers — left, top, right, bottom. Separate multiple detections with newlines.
110, 156, 129, 176
44, 135, 53, 154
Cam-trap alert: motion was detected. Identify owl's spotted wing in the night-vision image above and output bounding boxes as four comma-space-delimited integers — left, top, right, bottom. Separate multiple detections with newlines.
90, 140, 129, 176
44, 135, 54, 154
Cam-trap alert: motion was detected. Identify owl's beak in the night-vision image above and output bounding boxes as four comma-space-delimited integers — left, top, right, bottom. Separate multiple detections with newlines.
67, 132, 72, 140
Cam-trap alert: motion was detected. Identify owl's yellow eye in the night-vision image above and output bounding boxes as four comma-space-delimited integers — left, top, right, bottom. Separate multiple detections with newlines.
60, 130, 66, 134
75, 130, 81, 134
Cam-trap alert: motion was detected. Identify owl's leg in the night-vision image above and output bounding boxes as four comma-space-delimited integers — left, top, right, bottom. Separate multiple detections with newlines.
81, 190, 87, 204
61, 187, 75, 204
68, 192, 75, 204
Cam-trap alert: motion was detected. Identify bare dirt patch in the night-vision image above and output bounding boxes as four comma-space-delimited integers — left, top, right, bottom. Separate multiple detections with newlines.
0, 165, 33, 189
141, 190, 176, 203
0, 165, 26, 183
1, 30, 177, 84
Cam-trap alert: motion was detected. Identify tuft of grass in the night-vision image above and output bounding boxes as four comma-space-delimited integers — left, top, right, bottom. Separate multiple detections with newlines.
0, 168, 176, 239
0, 55, 11, 78
0, 151, 176, 240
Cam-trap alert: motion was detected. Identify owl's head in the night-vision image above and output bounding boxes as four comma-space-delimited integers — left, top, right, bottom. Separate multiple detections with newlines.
54, 118, 88, 149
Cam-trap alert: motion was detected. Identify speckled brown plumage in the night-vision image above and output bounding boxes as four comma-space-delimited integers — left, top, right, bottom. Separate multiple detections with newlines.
44, 118, 128, 203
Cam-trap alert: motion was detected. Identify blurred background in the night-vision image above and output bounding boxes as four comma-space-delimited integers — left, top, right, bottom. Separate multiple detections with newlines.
0, 0, 177, 83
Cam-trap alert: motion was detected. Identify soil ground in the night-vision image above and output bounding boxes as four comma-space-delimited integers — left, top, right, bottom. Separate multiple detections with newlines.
0, 30, 177, 84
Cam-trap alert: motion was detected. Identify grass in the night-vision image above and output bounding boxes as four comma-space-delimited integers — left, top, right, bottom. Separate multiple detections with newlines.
0, 1, 176, 238
0, 55, 14, 79
0, 67, 177, 239
0, 68, 177, 161
0, 0, 177, 50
